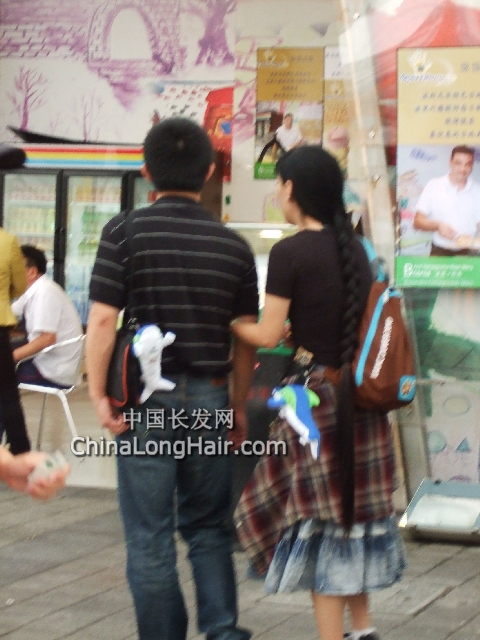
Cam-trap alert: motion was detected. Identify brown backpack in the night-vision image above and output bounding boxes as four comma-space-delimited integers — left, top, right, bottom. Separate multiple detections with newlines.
326, 239, 416, 412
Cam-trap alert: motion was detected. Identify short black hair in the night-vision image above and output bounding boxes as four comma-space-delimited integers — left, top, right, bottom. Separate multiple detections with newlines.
21, 244, 47, 274
143, 117, 214, 193
451, 145, 475, 160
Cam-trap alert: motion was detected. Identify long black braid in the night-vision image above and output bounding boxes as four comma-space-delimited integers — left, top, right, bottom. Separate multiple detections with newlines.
333, 208, 362, 530
276, 146, 363, 530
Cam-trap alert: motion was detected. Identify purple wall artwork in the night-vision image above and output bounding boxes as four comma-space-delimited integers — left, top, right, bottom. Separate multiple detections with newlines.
0, 0, 236, 142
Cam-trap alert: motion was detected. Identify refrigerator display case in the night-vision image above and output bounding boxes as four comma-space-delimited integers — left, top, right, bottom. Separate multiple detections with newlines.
127, 174, 157, 211
0, 146, 270, 324
0, 144, 143, 324
63, 173, 124, 324
1, 170, 58, 276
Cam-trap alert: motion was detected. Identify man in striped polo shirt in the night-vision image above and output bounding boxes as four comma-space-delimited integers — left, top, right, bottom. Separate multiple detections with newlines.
86, 118, 258, 640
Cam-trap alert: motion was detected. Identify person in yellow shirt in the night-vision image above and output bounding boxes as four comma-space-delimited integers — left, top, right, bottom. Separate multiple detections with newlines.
0, 227, 31, 454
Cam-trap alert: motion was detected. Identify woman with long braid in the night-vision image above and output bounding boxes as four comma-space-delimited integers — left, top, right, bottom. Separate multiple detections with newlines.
232, 146, 405, 640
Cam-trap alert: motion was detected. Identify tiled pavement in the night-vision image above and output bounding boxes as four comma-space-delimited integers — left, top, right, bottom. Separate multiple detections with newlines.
1, 384, 478, 639
1, 487, 480, 639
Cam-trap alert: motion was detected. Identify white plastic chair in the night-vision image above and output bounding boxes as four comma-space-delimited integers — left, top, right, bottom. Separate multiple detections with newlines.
17, 335, 85, 450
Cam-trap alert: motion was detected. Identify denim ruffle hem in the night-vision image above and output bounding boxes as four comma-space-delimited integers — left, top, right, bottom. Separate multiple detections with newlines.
264, 515, 407, 596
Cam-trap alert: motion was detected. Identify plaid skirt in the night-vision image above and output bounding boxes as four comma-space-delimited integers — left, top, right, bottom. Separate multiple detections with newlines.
265, 515, 406, 595
234, 379, 396, 577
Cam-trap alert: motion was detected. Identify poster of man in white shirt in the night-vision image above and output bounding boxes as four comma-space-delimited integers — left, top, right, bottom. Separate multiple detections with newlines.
271, 113, 304, 158
257, 112, 305, 165
413, 145, 480, 256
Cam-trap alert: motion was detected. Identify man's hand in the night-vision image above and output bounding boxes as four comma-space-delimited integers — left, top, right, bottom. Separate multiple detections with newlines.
0, 449, 69, 500
437, 222, 457, 240
93, 396, 130, 435
12, 332, 56, 363
86, 302, 122, 433
228, 407, 248, 450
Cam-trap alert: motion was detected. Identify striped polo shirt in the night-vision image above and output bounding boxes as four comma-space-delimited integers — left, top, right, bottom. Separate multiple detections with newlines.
89, 196, 259, 377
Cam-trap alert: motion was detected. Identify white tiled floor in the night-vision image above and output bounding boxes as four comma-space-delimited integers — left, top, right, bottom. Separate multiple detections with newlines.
20, 381, 118, 489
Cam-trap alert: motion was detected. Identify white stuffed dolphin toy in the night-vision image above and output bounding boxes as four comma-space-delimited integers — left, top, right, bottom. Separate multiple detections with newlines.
132, 325, 176, 403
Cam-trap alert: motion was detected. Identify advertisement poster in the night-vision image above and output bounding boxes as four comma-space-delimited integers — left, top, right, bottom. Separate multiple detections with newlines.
254, 47, 324, 179
396, 47, 480, 288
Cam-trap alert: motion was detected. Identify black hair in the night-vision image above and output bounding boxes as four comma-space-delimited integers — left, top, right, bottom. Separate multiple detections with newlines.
276, 146, 361, 530
21, 244, 47, 274
143, 117, 214, 193
451, 145, 474, 160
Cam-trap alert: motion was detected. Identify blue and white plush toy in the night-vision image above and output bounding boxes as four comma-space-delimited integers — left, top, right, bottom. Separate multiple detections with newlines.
132, 324, 176, 403
267, 384, 321, 458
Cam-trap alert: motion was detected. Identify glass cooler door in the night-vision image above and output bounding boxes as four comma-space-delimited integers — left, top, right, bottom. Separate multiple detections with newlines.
3, 172, 57, 275
64, 174, 122, 324
132, 175, 156, 210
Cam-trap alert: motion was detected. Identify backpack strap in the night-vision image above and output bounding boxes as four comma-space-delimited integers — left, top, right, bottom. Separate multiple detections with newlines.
121, 211, 138, 328
360, 236, 388, 284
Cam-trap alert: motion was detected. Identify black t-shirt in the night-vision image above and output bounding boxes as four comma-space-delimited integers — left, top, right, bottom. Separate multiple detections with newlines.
90, 196, 259, 377
266, 228, 372, 368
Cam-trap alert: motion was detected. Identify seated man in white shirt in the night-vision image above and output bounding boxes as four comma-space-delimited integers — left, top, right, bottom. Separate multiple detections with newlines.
12, 245, 83, 389
413, 145, 480, 256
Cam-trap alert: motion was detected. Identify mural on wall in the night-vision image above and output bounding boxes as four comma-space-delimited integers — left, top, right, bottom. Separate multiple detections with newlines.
0, 0, 236, 144
7, 67, 48, 131
186, 0, 236, 66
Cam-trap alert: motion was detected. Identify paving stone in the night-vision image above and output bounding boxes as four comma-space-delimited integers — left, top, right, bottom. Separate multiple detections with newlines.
411, 597, 480, 636
0, 584, 132, 639
0, 543, 126, 606
256, 610, 318, 640
369, 576, 452, 615
57, 606, 137, 640
0, 483, 479, 639
238, 602, 307, 637
387, 620, 450, 640
0, 504, 120, 550
0, 572, 129, 633
0, 528, 122, 587
401, 539, 464, 577
422, 549, 480, 584
371, 612, 408, 636
262, 591, 313, 610
0, 486, 29, 505
447, 612, 480, 640
237, 577, 269, 610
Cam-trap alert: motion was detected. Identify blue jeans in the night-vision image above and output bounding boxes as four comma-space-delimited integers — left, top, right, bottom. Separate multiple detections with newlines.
116, 375, 251, 640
